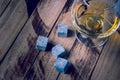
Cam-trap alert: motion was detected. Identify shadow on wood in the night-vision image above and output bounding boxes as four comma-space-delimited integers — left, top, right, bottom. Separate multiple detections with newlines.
63, 0, 73, 13
14, 34, 37, 76
32, 10, 48, 36
67, 29, 75, 37
65, 64, 81, 80
46, 42, 55, 51
25, 0, 40, 17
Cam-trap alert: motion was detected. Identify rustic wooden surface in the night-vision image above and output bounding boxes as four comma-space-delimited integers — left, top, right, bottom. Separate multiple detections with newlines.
91, 32, 120, 80
0, 0, 11, 17
0, 0, 28, 62
0, 0, 120, 80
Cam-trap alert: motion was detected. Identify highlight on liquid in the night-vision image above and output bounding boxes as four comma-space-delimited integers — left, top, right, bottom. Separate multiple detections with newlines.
71, 2, 120, 38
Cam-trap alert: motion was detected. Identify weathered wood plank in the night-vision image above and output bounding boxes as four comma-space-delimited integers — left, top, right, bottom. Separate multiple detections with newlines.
0, 0, 28, 62
0, 0, 67, 79
24, 0, 69, 79
24, 1, 68, 79
42, 11, 76, 80
91, 32, 120, 80
57, 74, 71, 80
37, 0, 66, 28
57, 40, 100, 80
33, 60, 45, 80
0, 0, 21, 29
0, 11, 36, 79
25, 60, 43, 80
56, 1, 103, 80
0, 0, 11, 17
26, 1, 77, 79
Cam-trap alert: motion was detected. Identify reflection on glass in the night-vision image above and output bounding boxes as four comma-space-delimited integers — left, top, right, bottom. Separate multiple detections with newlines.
71, 0, 120, 47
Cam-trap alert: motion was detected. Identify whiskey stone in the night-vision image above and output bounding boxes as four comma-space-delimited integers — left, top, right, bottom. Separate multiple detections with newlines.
57, 24, 68, 37
54, 58, 70, 73
36, 36, 48, 51
52, 44, 66, 58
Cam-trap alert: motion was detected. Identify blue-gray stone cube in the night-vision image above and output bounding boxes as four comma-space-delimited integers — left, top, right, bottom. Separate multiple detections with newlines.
57, 24, 68, 37
36, 36, 48, 51
54, 58, 70, 73
52, 44, 66, 58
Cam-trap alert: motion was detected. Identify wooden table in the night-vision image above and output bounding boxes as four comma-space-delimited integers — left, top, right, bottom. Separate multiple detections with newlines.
0, 0, 120, 80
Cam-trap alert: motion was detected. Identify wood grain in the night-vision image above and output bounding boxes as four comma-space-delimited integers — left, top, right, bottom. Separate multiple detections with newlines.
0, 0, 21, 29
41, 10, 76, 80
24, 1, 68, 79
91, 32, 120, 80
37, 0, 66, 28
0, 0, 67, 79
57, 39, 100, 80
0, 0, 28, 62
0, 11, 37, 79
0, 0, 11, 16
57, 0, 102, 80
25, 1, 77, 79
24, 1, 76, 79
0, 0, 119, 80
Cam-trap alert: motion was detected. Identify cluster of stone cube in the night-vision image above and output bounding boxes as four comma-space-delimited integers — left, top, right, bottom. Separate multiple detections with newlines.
35, 24, 70, 73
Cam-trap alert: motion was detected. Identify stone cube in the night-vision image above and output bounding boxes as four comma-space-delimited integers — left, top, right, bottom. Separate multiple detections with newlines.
54, 58, 70, 73
36, 36, 48, 51
52, 44, 66, 58
57, 24, 68, 37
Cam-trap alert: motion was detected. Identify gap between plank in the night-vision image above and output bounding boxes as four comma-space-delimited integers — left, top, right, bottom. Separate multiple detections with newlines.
0, 18, 29, 64
0, 6, 38, 64
88, 44, 106, 80
0, 0, 11, 17
55, 39, 78, 80
23, 1, 69, 79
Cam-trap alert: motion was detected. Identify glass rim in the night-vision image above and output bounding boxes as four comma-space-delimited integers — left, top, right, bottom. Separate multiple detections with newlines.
83, 0, 115, 11
71, 0, 120, 39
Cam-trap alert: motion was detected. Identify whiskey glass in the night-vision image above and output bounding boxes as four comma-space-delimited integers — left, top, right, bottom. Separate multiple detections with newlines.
71, 0, 120, 48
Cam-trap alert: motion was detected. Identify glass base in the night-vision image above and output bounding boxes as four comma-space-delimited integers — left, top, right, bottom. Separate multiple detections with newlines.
75, 31, 108, 48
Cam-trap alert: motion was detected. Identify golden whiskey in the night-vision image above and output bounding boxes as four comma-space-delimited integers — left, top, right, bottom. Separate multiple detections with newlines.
71, 2, 120, 38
